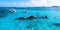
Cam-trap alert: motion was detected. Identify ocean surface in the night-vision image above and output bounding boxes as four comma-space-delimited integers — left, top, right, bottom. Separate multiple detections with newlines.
0, 7, 60, 30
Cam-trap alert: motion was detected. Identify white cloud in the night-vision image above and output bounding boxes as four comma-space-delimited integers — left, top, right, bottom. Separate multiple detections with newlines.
12, 0, 48, 7
29, 0, 60, 6
13, 0, 60, 7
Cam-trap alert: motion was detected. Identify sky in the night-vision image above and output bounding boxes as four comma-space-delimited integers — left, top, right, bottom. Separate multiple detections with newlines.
0, 0, 60, 7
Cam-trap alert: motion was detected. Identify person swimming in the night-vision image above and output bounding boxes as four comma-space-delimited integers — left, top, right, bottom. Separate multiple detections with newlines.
9, 8, 16, 13
0, 8, 16, 18
15, 15, 48, 20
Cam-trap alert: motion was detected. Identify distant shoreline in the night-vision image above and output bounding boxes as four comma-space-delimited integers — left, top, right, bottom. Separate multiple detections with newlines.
0, 6, 60, 10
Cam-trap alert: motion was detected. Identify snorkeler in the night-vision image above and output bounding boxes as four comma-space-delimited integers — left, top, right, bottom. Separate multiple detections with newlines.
9, 8, 16, 13
15, 16, 48, 20
0, 8, 16, 18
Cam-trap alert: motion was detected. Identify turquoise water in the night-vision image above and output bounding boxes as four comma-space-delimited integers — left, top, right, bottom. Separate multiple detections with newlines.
0, 7, 60, 30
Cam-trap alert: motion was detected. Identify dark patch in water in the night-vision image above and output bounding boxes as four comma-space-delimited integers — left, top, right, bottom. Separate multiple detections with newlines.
40, 16, 48, 19
15, 17, 25, 20
53, 23, 60, 27
27, 16, 36, 20
0, 9, 9, 17
26, 25, 31, 29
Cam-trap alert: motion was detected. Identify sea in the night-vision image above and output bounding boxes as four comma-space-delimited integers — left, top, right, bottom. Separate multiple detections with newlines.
0, 7, 60, 30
